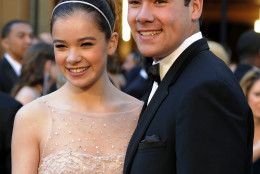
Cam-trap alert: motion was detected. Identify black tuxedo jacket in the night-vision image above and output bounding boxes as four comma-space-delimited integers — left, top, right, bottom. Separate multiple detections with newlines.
123, 39, 253, 174
0, 57, 18, 94
0, 91, 22, 174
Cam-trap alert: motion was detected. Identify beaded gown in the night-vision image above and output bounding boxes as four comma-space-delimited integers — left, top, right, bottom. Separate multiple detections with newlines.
37, 97, 143, 174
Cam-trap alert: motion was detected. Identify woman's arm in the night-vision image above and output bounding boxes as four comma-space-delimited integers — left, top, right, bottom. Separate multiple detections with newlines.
11, 103, 42, 174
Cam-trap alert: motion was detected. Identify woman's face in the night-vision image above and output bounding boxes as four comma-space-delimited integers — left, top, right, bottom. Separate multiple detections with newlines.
52, 11, 117, 89
248, 79, 260, 119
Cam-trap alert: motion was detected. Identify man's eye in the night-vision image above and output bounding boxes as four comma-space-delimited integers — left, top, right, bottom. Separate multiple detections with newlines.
18, 34, 25, 39
155, 0, 167, 4
128, 0, 140, 5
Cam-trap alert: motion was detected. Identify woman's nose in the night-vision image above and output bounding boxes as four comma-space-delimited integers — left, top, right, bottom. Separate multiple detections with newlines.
66, 49, 82, 65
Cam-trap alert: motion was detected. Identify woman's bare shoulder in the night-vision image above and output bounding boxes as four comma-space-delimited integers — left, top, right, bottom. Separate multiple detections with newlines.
14, 97, 48, 127
114, 90, 144, 111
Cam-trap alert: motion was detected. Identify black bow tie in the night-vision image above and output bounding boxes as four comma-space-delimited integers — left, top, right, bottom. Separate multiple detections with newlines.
149, 63, 161, 84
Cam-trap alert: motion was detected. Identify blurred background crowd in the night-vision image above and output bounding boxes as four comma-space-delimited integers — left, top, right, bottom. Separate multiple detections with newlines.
0, 0, 260, 173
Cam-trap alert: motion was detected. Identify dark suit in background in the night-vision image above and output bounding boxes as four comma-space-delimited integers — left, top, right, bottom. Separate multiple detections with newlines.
122, 69, 150, 100
233, 64, 256, 82
0, 91, 22, 174
0, 57, 18, 94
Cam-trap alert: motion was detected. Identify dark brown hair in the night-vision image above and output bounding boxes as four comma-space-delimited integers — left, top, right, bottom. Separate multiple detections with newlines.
51, 0, 116, 40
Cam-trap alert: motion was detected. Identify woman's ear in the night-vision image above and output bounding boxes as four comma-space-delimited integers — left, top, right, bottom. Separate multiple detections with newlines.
107, 32, 118, 56
191, 0, 203, 21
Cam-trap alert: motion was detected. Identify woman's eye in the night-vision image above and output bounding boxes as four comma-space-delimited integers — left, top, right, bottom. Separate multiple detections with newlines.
254, 92, 260, 96
55, 44, 65, 48
81, 42, 93, 47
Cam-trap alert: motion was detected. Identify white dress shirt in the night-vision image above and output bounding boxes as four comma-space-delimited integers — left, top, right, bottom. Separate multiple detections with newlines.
147, 32, 203, 104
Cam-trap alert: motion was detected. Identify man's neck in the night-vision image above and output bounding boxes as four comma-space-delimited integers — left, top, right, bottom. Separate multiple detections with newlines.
6, 52, 22, 64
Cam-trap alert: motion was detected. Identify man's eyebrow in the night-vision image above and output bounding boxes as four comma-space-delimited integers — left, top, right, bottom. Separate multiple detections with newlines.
16, 31, 32, 35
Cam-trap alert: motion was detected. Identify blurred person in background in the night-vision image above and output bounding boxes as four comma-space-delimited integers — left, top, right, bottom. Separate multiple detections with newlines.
122, 50, 150, 100
11, 42, 56, 105
39, 32, 53, 45
107, 54, 123, 89
0, 20, 33, 94
240, 69, 260, 174
122, 50, 142, 88
233, 30, 260, 81
0, 91, 22, 174
208, 40, 230, 66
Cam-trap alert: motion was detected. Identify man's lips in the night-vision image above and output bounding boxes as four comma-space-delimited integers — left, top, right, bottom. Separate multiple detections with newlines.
139, 30, 162, 36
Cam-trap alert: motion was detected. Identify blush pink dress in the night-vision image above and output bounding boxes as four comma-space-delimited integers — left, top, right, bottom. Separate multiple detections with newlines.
37, 97, 143, 174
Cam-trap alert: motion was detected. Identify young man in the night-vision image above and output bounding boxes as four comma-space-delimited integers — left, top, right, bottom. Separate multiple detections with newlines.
0, 20, 33, 94
124, 0, 254, 173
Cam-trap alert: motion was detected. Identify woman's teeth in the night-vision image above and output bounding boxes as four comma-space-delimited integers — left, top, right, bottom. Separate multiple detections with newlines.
70, 67, 87, 73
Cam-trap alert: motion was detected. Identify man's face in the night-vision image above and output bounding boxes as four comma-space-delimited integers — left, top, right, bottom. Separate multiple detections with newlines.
127, 0, 199, 61
2, 23, 33, 63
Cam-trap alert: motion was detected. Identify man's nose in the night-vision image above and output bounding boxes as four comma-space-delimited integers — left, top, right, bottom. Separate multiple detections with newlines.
24, 35, 33, 45
136, 4, 154, 23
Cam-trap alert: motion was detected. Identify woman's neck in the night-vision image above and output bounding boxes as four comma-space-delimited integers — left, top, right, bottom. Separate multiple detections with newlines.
61, 75, 120, 111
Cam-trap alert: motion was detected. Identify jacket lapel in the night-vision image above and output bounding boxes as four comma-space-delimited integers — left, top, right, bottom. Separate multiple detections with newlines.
124, 38, 209, 173
2, 57, 18, 82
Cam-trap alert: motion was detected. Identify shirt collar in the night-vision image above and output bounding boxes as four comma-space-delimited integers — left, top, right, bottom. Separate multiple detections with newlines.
4, 53, 22, 76
155, 32, 203, 80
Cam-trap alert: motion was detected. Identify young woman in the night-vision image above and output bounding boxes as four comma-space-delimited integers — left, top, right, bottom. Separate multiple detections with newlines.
11, 0, 143, 173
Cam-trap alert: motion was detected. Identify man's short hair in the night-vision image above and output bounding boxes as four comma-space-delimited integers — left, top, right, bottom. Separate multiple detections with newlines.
184, 0, 203, 25
237, 30, 260, 60
1, 20, 29, 39
184, 0, 191, 6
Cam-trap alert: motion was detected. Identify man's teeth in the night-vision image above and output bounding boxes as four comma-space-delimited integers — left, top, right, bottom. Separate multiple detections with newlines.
70, 68, 87, 73
140, 31, 161, 36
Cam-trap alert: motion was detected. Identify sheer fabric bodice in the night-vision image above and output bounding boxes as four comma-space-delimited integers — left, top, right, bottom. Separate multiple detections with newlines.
38, 97, 143, 174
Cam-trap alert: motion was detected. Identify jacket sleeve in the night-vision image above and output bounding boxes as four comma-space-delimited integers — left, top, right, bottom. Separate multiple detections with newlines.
176, 80, 253, 174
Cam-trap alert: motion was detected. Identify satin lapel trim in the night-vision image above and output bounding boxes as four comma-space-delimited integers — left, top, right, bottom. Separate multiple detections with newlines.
124, 82, 168, 173
137, 84, 153, 121
124, 39, 209, 173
